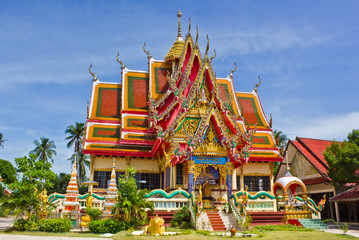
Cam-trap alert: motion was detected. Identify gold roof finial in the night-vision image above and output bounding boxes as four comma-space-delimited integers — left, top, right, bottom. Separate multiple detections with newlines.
195, 25, 199, 46
177, 10, 182, 38
187, 17, 191, 36
209, 49, 216, 62
254, 75, 262, 92
165, 10, 185, 62
89, 64, 98, 82
230, 62, 237, 77
143, 42, 152, 60
116, 52, 126, 70
204, 34, 210, 59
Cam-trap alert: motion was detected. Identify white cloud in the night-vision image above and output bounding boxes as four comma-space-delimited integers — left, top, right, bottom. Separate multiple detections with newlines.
286, 112, 359, 141
26, 129, 36, 136
211, 25, 334, 56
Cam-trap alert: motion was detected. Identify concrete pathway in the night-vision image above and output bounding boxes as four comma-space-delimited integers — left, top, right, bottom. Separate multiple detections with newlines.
0, 234, 108, 240
0, 217, 14, 231
323, 229, 359, 238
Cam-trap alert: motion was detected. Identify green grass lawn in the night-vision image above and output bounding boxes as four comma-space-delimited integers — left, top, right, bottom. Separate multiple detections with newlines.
111, 229, 356, 240
2, 229, 356, 240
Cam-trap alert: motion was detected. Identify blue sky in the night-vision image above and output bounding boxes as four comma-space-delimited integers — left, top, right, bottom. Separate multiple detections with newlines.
1, 0, 358, 174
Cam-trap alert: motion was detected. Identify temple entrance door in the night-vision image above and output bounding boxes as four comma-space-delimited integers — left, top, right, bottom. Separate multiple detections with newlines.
195, 166, 220, 201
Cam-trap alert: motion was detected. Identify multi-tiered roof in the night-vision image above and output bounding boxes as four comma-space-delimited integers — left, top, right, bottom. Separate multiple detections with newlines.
83, 12, 282, 167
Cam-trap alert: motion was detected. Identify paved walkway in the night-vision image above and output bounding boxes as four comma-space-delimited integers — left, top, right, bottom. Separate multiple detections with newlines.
323, 229, 359, 238
0, 234, 108, 240
0, 217, 14, 231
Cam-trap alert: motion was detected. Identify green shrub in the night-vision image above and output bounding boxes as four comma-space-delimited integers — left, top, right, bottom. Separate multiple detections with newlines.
86, 207, 103, 221
253, 224, 313, 231
89, 219, 127, 233
39, 218, 71, 232
13, 219, 33, 231
197, 230, 210, 236
170, 206, 192, 229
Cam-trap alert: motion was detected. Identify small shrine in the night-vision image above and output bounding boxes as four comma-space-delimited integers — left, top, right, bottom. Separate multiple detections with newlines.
62, 159, 80, 227
273, 166, 310, 219
103, 158, 118, 217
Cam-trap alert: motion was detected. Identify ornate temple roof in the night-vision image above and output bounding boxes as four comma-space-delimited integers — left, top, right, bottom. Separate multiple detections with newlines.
83, 12, 282, 166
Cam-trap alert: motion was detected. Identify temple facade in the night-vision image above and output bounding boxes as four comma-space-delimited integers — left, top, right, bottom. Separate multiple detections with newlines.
83, 11, 282, 203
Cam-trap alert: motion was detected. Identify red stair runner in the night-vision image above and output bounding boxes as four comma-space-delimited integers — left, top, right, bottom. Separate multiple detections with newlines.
206, 211, 226, 231
249, 211, 285, 226
147, 211, 175, 226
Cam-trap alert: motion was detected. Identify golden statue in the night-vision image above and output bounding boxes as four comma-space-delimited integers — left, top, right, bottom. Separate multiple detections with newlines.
203, 180, 214, 200
86, 192, 94, 208
144, 215, 165, 236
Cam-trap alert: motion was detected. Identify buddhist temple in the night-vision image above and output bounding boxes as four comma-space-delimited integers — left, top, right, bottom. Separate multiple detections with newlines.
83, 11, 282, 207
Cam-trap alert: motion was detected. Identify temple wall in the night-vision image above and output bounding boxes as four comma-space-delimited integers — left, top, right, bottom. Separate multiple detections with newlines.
92, 156, 158, 173
242, 162, 272, 175
92, 156, 127, 171
129, 157, 159, 173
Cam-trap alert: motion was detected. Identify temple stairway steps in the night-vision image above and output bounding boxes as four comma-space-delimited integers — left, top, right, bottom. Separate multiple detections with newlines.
297, 219, 328, 229
206, 211, 226, 231
197, 211, 239, 231
147, 211, 175, 226
249, 211, 286, 226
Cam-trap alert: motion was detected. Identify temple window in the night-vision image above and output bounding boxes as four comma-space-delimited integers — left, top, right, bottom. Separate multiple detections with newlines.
244, 175, 270, 192
135, 172, 160, 190
236, 175, 241, 190
93, 171, 124, 189
165, 167, 171, 188
176, 164, 183, 185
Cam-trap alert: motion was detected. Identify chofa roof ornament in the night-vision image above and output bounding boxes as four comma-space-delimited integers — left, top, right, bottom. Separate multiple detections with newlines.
88, 64, 98, 82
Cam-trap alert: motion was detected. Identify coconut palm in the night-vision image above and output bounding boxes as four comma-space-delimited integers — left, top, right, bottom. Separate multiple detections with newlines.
273, 130, 288, 156
0, 133, 7, 149
65, 122, 85, 153
67, 149, 90, 184
0, 186, 42, 220
29, 137, 57, 164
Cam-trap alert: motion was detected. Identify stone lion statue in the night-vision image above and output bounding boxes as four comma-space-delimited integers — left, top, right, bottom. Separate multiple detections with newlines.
144, 215, 165, 236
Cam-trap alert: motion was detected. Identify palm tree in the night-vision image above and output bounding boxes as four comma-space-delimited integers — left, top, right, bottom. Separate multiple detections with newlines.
30, 137, 57, 164
67, 149, 90, 184
273, 130, 288, 156
65, 122, 85, 153
0, 133, 7, 149
0, 186, 42, 220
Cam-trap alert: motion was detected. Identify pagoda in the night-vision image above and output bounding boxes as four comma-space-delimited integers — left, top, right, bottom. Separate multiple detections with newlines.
103, 158, 118, 217
62, 159, 80, 224
83, 11, 282, 204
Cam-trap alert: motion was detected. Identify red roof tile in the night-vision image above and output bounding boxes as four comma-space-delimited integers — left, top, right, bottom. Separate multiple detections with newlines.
291, 137, 337, 180
331, 185, 359, 202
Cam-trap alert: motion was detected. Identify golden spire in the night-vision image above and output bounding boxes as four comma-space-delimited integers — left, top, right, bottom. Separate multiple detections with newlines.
187, 17, 191, 35
165, 10, 185, 62
177, 10, 182, 38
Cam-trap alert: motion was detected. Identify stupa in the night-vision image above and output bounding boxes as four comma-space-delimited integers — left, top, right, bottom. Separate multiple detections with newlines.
62, 158, 80, 225
103, 158, 118, 217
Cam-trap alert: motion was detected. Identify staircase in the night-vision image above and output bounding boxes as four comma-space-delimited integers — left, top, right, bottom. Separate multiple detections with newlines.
147, 211, 175, 226
249, 211, 285, 226
206, 211, 226, 231
196, 211, 239, 231
219, 211, 240, 230
298, 219, 328, 229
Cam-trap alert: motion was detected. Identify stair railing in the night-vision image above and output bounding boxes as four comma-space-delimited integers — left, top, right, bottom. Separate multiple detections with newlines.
189, 192, 197, 229
229, 199, 243, 229
295, 196, 321, 219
